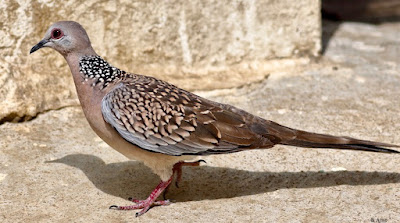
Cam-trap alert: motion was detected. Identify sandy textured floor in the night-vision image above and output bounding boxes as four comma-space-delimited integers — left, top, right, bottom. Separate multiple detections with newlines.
1, 21, 400, 222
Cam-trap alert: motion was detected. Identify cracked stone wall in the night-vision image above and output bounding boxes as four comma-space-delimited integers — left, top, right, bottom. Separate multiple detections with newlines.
0, 0, 320, 122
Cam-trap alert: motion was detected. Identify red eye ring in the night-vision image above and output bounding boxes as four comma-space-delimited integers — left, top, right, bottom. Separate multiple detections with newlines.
51, 28, 63, 39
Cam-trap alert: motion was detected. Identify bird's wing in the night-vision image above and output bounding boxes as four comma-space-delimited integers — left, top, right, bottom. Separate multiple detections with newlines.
101, 75, 274, 156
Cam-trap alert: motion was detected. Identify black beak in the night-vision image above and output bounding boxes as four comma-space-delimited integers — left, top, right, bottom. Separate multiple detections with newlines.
30, 39, 49, 54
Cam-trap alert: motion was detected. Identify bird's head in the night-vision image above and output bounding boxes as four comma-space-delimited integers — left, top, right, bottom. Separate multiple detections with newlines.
30, 21, 95, 57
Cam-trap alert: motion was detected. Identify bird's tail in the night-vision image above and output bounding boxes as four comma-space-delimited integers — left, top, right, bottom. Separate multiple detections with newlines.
266, 121, 399, 153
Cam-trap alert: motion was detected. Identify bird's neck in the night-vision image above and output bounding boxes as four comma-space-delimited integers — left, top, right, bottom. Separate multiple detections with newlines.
77, 55, 127, 89
65, 54, 127, 120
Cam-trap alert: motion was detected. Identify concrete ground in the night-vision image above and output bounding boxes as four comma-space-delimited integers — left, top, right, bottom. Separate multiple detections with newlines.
1, 21, 400, 222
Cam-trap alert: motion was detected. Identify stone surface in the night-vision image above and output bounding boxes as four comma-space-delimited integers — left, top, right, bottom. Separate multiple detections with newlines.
0, 0, 320, 122
1, 21, 400, 222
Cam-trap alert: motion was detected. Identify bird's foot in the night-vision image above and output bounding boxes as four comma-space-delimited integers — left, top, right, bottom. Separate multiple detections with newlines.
173, 159, 206, 188
109, 198, 171, 217
109, 177, 173, 217
128, 197, 172, 206
109, 160, 206, 217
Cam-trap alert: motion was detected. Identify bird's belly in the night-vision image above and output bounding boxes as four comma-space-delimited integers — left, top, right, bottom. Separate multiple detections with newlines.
82, 97, 191, 181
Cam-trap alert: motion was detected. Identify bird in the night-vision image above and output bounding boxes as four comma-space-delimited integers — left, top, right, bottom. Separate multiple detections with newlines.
30, 21, 399, 217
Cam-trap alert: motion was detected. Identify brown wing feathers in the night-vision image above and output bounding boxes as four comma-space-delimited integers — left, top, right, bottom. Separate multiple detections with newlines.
103, 73, 398, 156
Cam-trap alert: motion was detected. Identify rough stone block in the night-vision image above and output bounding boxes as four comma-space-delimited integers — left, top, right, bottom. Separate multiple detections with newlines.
0, 0, 320, 122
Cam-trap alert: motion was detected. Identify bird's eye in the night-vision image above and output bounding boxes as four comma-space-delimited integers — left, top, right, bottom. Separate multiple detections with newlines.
51, 29, 63, 39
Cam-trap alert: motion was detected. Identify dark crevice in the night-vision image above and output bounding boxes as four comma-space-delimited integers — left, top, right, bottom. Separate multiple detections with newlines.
0, 104, 80, 125
321, 1, 400, 55
322, 0, 400, 23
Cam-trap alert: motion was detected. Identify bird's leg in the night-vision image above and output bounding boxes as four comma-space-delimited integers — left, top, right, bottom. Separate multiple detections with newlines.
110, 160, 205, 217
162, 159, 206, 199
109, 177, 173, 217
173, 160, 206, 188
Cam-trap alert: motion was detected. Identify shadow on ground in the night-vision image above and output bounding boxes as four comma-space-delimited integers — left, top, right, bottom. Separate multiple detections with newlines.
47, 154, 400, 203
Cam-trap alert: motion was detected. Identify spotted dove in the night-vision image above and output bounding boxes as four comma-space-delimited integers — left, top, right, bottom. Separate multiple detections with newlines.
30, 21, 399, 217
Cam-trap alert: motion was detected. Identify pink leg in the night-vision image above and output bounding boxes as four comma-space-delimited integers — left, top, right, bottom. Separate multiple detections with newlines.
162, 160, 206, 200
109, 177, 173, 217
110, 160, 205, 217
173, 160, 206, 188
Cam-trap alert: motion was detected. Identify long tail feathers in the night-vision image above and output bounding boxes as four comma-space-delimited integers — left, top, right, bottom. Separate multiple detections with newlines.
280, 129, 399, 153
263, 121, 399, 154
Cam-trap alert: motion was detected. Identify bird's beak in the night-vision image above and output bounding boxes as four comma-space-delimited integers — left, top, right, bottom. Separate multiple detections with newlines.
30, 39, 49, 54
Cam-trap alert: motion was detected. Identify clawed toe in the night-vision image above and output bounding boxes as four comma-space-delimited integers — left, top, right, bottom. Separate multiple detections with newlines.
109, 205, 119, 210
110, 198, 172, 217
198, 159, 207, 164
